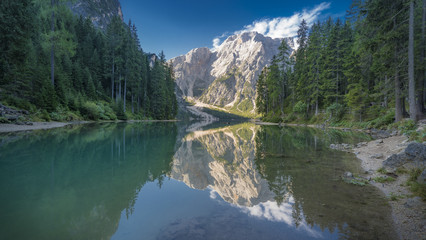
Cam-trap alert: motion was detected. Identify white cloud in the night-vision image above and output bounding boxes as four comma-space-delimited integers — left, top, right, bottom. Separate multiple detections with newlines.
212, 32, 229, 51
212, 37, 221, 50
236, 199, 324, 238
212, 2, 331, 50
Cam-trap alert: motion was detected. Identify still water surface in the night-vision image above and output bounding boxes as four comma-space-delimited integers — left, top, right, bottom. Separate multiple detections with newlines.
0, 122, 396, 240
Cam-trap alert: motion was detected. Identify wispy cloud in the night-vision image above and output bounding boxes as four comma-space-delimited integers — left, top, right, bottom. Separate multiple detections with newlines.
212, 2, 331, 50
212, 32, 229, 50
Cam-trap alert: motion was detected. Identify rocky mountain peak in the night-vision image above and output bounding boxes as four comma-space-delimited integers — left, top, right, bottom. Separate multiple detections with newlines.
68, 0, 123, 30
171, 31, 293, 115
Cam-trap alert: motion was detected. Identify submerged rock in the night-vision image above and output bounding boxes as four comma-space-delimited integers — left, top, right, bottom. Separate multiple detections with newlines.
330, 143, 353, 151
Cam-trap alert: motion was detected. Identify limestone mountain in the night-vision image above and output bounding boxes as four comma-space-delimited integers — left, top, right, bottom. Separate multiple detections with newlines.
170, 32, 293, 115
68, 0, 123, 30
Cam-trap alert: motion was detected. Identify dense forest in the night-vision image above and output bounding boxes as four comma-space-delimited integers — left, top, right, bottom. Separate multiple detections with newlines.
0, 0, 177, 121
256, 0, 425, 126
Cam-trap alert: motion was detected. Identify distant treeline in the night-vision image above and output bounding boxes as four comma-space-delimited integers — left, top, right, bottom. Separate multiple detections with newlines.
256, 0, 425, 125
0, 0, 177, 121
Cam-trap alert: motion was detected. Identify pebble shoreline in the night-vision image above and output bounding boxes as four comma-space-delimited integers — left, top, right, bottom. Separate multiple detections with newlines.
352, 135, 425, 240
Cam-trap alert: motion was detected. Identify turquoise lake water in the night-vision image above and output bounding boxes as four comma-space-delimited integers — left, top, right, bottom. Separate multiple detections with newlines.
0, 122, 396, 240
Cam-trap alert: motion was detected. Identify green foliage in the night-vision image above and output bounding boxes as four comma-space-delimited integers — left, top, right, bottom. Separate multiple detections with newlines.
406, 168, 426, 201
343, 176, 369, 186
0, 2, 177, 121
81, 101, 101, 120
396, 167, 408, 175
409, 168, 422, 182
237, 99, 254, 112
256, 0, 425, 126
397, 119, 417, 133
326, 103, 345, 122
389, 192, 404, 201
49, 107, 82, 122
293, 101, 307, 114
370, 110, 395, 129
373, 176, 396, 183
0, 117, 10, 123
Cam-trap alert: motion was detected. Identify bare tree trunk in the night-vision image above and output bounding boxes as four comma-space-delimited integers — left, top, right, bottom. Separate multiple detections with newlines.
131, 94, 134, 114
408, 1, 417, 121
111, 56, 115, 101
395, 69, 403, 122
418, 0, 426, 114
384, 75, 388, 108
124, 76, 127, 112
315, 64, 319, 115
137, 95, 140, 113
50, 0, 55, 86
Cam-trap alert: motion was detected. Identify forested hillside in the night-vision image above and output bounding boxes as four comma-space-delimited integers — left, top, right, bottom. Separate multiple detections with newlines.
0, 0, 177, 121
256, 0, 425, 127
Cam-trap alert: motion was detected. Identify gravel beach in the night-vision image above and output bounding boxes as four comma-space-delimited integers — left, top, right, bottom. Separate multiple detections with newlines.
353, 135, 426, 240
0, 122, 71, 133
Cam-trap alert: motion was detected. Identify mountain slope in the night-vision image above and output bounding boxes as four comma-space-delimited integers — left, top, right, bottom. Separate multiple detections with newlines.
171, 32, 293, 116
68, 0, 123, 30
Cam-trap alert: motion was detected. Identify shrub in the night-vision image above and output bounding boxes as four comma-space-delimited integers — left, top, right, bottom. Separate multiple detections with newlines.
371, 110, 395, 129
99, 103, 117, 120
397, 119, 416, 133
0, 117, 10, 123
293, 101, 307, 114
373, 176, 396, 183
326, 103, 345, 122
81, 101, 101, 120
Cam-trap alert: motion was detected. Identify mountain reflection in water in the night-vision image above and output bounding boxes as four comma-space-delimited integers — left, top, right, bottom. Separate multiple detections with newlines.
168, 122, 396, 240
0, 122, 397, 240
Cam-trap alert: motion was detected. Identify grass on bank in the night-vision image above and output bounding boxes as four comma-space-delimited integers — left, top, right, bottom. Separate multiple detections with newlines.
407, 168, 426, 201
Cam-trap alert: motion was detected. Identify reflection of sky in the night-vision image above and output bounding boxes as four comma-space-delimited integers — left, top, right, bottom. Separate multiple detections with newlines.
210, 188, 325, 239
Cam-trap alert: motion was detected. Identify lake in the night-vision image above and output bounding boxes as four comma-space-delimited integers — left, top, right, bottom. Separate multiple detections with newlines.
0, 122, 397, 240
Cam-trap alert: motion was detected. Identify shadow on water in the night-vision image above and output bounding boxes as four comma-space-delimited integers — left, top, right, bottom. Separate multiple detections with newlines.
0, 122, 177, 240
0, 122, 396, 240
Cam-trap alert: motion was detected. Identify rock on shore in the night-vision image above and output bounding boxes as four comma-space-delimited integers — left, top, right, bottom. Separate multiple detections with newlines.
352, 136, 426, 240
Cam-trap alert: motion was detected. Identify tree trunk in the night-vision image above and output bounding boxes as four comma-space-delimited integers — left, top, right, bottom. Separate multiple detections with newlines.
408, 1, 417, 121
418, 0, 426, 114
50, 0, 55, 86
315, 64, 319, 115
131, 94, 134, 114
124, 76, 127, 112
336, 68, 339, 104
111, 56, 115, 101
384, 75, 388, 108
137, 95, 140, 113
395, 69, 403, 122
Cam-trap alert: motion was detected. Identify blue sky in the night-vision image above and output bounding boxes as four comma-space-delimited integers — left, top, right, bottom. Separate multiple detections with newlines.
120, 0, 352, 59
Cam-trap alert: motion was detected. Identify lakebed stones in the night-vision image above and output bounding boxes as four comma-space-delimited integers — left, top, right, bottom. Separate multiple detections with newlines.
330, 143, 353, 152
383, 142, 426, 171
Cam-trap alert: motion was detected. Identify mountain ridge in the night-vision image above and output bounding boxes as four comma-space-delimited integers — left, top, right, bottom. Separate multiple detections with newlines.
170, 31, 293, 117
68, 0, 123, 30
